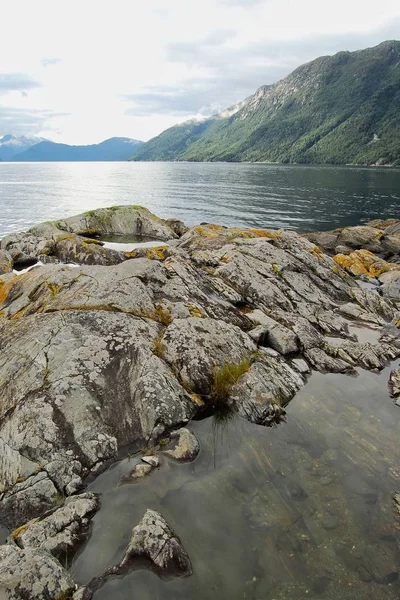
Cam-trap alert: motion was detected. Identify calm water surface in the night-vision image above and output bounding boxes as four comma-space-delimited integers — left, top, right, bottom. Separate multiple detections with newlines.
0, 162, 399, 237
72, 354, 400, 600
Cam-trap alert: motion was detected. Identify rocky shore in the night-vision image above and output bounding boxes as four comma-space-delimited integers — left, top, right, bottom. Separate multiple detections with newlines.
1, 206, 400, 598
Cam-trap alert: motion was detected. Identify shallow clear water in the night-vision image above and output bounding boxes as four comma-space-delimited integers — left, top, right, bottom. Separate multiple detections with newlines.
72, 357, 400, 600
0, 162, 399, 237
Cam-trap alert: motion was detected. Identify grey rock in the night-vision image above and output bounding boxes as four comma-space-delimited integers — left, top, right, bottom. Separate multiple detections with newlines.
248, 325, 269, 345
164, 218, 188, 237
0, 544, 75, 600
2, 209, 400, 536
379, 270, 400, 299
163, 428, 200, 462
0, 206, 180, 269
0, 472, 59, 531
162, 317, 256, 395
0, 250, 13, 274
336, 302, 385, 326
291, 358, 311, 374
73, 588, 92, 600
335, 244, 351, 255
228, 360, 302, 425
0, 309, 196, 527
14, 492, 100, 560
65, 477, 84, 496
248, 310, 299, 355
123, 463, 154, 481
141, 456, 159, 467
388, 368, 400, 397
304, 347, 353, 373
393, 493, 400, 516
117, 509, 192, 576
57, 206, 178, 240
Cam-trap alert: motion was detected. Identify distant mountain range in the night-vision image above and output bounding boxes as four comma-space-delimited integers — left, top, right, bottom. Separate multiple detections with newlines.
0, 135, 143, 162
129, 40, 400, 166
0, 134, 48, 161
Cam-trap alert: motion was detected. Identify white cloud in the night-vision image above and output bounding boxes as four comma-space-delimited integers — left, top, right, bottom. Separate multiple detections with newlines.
0, 0, 399, 143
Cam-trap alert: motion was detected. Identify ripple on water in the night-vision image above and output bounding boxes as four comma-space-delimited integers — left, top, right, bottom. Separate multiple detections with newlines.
1, 162, 400, 237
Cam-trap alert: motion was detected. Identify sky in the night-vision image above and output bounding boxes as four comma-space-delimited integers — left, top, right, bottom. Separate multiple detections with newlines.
0, 0, 399, 144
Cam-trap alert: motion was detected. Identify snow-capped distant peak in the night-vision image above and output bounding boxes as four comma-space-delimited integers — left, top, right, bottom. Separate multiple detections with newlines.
0, 134, 48, 147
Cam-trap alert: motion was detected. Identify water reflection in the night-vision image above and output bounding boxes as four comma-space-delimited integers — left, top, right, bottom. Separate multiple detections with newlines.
72, 359, 400, 600
0, 162, 399, 237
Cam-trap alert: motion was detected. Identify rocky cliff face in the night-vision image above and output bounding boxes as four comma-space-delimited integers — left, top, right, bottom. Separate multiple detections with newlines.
1, 206, 400, 598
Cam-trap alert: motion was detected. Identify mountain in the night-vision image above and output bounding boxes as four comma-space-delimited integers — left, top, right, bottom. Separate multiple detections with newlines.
12, 137, 143, 162
129, 41, 400, 166
0, 134, 48, 161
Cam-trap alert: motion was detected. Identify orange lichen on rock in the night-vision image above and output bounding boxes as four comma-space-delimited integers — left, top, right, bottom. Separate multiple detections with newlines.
333, 249, 400, 278
0, 277, 17, 305
188, 304, 206, 318
192, 223, 280, 240
145, 246, 166, 260
249, 228, 281, 239
190, 392, 204, 406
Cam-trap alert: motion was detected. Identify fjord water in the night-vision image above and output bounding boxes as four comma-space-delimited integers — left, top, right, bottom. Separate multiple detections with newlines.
0, 162, 400, 238
72, 355, 400, 600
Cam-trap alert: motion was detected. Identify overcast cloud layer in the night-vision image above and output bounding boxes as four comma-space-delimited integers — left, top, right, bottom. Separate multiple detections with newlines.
0, 0, 399, 144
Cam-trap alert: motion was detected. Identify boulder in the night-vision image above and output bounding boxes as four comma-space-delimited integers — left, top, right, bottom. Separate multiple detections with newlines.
56, 205, 178, 240
388, 368, 400, 398
0, 545, 76, 600
379, 270, 400, 299
247, 310, 299, 355
117, 509, 192, 576
304, 222, 400, 261
228, 359, 301, 424
13, 493, 100, 560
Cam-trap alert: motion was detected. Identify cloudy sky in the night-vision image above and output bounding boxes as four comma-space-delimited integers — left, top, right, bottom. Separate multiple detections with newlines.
1, 0, 399, 144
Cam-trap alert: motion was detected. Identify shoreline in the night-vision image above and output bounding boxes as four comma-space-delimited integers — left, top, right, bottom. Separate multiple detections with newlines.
1, 205, 400, 598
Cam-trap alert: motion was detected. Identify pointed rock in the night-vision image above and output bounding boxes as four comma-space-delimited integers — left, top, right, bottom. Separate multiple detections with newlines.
119, 509, 192, 576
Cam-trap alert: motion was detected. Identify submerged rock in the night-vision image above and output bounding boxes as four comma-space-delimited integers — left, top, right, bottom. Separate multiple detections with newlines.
163, 428, 200, 462
141, 455, 159, 467
393, 493, 400, 516
121, 462, 155, 482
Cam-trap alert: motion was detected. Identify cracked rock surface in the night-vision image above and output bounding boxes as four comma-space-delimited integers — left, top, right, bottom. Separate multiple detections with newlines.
13, 492, 100, 560
1, 209, 400, 539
